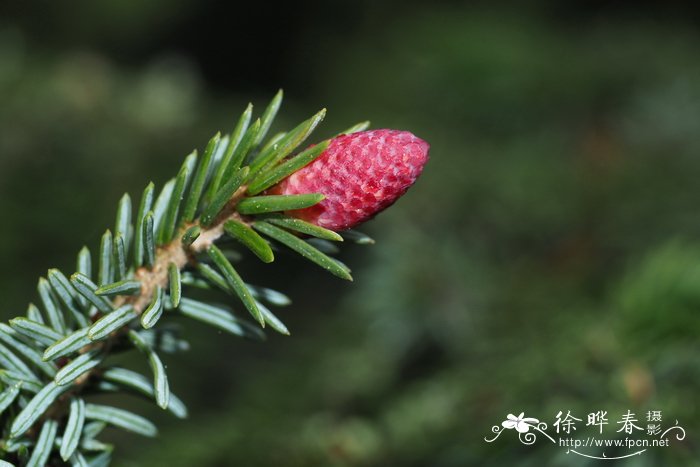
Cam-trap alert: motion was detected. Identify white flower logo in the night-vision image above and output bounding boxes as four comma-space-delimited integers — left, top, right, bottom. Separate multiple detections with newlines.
486, 411, 554, 444
502, 413, 540, 433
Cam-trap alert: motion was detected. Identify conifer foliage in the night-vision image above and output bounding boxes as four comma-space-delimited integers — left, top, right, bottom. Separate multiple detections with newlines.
0, 90, 429, 466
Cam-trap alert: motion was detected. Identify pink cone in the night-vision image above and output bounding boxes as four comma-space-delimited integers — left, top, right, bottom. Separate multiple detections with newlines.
268, 129, 429, 231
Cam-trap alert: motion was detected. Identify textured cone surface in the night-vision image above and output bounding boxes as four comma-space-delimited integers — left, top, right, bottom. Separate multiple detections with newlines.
269, 129, 429, 230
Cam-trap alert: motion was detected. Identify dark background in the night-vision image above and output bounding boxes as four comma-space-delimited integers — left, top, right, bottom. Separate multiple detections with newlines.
2, 1, 700, 465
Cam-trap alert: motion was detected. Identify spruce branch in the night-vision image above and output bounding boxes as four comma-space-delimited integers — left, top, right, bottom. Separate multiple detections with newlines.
0, 90, 429, 465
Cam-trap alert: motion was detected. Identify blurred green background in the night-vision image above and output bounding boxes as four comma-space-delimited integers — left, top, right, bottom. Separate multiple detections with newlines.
2, 1, 700, 465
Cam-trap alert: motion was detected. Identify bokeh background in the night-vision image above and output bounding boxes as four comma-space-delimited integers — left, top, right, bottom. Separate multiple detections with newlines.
2, 1, 700, 465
